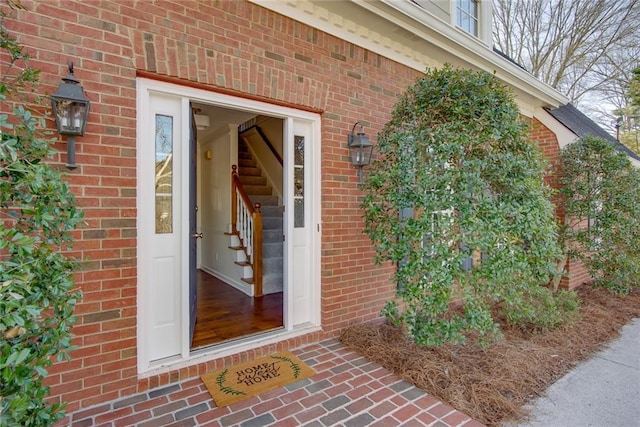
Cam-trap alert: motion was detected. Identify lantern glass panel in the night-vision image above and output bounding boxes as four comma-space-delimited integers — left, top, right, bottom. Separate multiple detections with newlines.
70, 103, 87, 132
349, 135, 373, 166
350, 145, 362, 166
53, 99, 88, 135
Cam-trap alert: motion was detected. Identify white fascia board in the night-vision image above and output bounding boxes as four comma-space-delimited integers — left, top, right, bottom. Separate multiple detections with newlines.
249, 0, 568, 110
534, 107, 578, 149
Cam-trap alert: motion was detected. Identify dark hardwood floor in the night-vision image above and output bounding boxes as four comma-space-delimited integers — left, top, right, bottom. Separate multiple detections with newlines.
191, 270, 283, 349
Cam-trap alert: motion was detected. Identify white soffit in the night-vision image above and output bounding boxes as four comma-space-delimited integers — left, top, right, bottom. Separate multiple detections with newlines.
249, 0, 568, 111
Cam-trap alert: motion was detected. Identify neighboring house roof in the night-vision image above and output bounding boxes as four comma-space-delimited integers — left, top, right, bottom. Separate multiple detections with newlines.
547, 103, 640, 162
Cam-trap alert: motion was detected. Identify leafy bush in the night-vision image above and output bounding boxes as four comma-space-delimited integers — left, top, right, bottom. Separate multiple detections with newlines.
1, 1, 83, 425
560, 135, 640, 294
502, 287, 579, 331
362, 65, 575, 346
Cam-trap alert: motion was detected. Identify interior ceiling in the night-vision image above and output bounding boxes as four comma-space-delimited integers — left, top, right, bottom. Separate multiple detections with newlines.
193, 103, 256, 136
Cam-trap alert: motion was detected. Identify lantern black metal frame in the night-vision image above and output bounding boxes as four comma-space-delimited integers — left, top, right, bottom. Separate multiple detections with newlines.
347, 121, 373, 185
51, 62, 90, 169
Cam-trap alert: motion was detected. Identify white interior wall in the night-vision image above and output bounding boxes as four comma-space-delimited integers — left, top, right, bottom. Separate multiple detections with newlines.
247, 116, 284, 202
198, 125, 246, 290
256, 116, 284, 155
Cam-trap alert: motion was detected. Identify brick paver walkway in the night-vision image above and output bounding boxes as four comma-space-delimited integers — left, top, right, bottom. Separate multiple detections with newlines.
61, 339, 484, 426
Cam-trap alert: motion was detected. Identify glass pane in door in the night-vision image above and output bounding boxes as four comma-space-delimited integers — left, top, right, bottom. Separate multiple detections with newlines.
294, 135, 305, 228
155, 114, 173, 234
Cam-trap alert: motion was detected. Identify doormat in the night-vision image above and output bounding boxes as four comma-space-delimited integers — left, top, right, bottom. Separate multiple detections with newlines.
201, 351, 315, 407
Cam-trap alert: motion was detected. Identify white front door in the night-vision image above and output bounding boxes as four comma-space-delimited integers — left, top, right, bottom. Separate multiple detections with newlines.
137, 79, 321, 372
139, 91, 184, 362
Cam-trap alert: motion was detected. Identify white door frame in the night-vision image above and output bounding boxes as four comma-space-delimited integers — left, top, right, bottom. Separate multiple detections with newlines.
136, 78, 321, 375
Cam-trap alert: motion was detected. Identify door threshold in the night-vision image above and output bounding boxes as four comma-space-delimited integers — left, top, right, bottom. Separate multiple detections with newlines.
141, 324, 321, 378
190, 326, 285, 353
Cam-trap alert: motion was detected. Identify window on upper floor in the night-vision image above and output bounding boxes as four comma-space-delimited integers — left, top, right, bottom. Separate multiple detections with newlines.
456, 0, 478, 36
408, 0, 491, 45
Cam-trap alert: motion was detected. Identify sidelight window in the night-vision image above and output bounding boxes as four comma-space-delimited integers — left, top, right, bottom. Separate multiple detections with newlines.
155, 114, 173, 234
294, 135, 305, 228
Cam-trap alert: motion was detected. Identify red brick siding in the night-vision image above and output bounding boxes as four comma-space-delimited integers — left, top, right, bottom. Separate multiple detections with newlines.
5, 0, 577, 413
529, 118, 590, 289
6, 0, 409, 412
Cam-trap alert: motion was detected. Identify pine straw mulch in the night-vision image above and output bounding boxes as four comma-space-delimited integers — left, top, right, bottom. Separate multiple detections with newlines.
340, 285, 640, 426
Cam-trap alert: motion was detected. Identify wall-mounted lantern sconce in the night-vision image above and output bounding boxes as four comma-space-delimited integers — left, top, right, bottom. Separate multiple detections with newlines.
347, 121, 373, 185
51, 62, 90, 169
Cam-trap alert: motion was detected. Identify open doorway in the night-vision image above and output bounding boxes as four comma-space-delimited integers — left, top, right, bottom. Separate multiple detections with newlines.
189, 105, 285, 350
137, 78, 320, 371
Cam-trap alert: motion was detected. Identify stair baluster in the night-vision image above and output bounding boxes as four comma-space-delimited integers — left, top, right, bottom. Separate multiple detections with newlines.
231, 165, 264, 297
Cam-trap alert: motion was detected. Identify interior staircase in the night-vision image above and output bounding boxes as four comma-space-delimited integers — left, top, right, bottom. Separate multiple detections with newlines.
232, 140, 283, 295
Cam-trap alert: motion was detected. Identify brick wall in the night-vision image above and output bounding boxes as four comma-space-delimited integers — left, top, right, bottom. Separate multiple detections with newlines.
529, 118, 590, 289
5, 0, 577, 413
5, 0, 412, 412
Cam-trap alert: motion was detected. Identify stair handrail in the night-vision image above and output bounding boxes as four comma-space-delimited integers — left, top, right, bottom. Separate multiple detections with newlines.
231, 165, 263, 297
239, 121, 283, 166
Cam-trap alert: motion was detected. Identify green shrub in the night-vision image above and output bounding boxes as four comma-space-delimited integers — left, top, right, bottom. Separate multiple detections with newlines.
1, 1, 83, 425
503, 287, 580, 331
362, 65, 575, 346
560, 135, 640, 294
